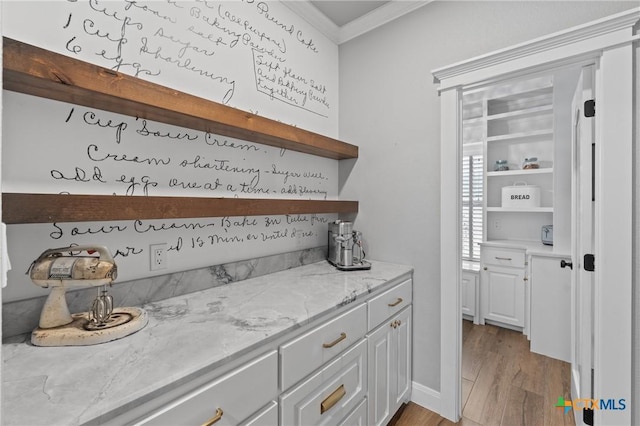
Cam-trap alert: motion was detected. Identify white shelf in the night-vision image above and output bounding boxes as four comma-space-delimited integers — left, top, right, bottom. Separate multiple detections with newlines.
486, 168, 553, 177
487, 129, 553, 143
486, 207, 554, 213
487, 104, 553, 121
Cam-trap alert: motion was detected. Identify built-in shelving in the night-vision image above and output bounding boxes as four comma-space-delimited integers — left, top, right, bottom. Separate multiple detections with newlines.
463, 76, 556, 243
1, 37, 359, 224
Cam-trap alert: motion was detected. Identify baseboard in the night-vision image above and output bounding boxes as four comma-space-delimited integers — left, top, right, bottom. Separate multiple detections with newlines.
411, 381, 441, 414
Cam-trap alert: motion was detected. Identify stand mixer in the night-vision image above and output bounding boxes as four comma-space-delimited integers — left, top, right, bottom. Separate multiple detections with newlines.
28, 245, 148, 346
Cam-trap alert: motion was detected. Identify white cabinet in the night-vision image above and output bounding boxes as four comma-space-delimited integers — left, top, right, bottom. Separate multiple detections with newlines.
461, 270, 479, 323
529, 254, 571, 362
137, 351, 278, 426
122, 276, 413, 426
480, 245, 526, 328
367, 306, 412, 426
280, 340, 367, 426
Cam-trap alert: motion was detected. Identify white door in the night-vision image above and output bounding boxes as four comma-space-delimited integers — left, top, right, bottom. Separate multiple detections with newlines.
570, 65, 595, 423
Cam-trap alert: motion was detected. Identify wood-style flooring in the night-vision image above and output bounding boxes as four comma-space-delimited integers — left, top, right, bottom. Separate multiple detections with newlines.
395, 321, 574, 426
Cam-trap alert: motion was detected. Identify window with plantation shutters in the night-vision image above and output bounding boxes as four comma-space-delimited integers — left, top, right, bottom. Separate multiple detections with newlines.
462, 154, 483, 261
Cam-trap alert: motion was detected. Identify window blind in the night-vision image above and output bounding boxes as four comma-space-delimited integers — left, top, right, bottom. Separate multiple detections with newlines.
462, 154, 483, 261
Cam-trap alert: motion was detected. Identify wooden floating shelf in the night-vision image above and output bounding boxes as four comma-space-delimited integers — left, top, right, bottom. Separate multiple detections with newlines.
2, 37, 358, 160
2, 193, 359, 224
2, 38, 360, 225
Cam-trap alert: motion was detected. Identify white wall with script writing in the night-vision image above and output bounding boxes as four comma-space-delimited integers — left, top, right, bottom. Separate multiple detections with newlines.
2, 0, 337, 134
1, 1, 340, 301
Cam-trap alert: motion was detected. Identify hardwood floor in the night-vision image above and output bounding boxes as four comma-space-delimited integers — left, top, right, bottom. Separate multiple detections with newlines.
395, 321, 574, 426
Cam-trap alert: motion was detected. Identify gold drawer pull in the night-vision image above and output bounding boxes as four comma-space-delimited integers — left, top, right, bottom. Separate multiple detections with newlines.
323, 332, 347, 348
202, 408, 223, 426
495, 256, 512, 261
388, 297, 403, 307
321, 384, 346, 414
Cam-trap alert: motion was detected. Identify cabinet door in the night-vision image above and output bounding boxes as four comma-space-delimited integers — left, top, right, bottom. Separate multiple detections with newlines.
530, 256, 571, 362
367, 307, 412, 426
367, 321, 391, 426
391, 307, 412, 413
461, 272, 477, 318
481, 266, 525, 327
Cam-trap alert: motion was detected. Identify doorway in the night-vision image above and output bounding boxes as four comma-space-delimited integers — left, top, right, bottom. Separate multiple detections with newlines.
458, 65, 583, 424
434, 9, 636, 425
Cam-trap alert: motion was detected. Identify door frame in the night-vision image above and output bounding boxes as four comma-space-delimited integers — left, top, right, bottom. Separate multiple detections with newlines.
432, 9, 638, 425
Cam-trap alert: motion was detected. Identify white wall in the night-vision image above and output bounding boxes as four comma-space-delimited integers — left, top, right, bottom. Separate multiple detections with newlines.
338, 0, 637, 392
1, 1, 341, 302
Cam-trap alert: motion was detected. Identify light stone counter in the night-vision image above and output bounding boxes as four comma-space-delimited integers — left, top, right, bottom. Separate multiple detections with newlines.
2, 260, 412, 426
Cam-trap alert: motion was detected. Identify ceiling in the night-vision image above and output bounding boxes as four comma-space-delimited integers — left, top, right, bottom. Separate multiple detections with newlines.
310, 1, 390, 27
282, 1, 430, 44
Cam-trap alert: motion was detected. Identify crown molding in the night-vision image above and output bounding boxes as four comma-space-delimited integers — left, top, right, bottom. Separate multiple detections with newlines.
432, 7, 640, 87
281, 1, 341, 44
338, 1, 432, 44
282, 1, 432, 45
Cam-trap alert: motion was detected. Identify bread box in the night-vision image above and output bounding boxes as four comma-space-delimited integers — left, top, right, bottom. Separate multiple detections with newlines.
502, 182, 540, 208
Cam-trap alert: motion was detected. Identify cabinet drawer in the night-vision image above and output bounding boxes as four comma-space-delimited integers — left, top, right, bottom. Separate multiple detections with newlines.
281, 339, 367, 426
367, 279, 412, 330
338, 397, 367, 426
482, 247, 525, 268
281, 303, 367, 391
241, 401, 278, 426
138, 351, 277, 426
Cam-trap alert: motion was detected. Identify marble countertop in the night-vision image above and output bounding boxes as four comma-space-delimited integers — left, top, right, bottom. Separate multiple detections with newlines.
2, 260, 412, 426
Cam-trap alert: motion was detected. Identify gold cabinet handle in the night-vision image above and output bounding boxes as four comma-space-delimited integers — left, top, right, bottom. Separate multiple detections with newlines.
323, 332, 347, 348
320, 384, 346, 414
202, 408, 223, 426
483, 267, 488, 271
495, 256, 512, 261
388, 297, 403, 307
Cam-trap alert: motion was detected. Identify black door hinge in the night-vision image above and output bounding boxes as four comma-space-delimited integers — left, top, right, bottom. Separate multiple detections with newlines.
585, 100, 595, 117
584, 254, 595, 272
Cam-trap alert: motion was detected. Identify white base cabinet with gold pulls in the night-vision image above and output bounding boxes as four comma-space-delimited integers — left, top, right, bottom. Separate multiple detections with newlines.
366, 280, 413, 426
124, 276, 412, 426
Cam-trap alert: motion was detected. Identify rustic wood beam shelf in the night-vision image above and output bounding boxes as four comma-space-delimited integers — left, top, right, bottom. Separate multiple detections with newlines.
2, 37, 358, 160
2, 193, 358, 224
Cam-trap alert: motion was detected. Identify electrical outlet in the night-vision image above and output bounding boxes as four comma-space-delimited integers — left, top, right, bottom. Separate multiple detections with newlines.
493, 220, 502, 230
150, 243, 167, 271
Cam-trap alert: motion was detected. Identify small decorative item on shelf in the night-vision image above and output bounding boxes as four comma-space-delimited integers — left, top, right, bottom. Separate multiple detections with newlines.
522, 157, 540, 169
494, 160, 509, 171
